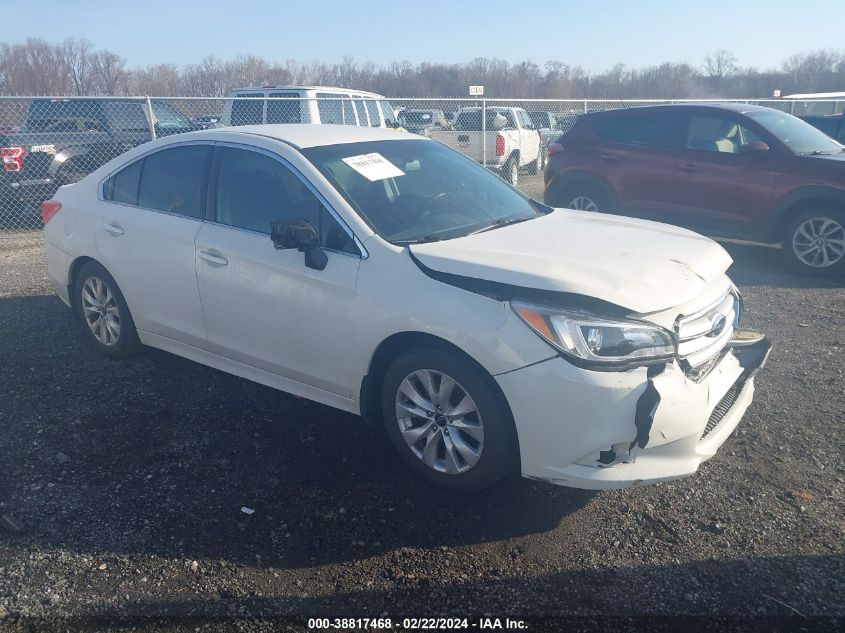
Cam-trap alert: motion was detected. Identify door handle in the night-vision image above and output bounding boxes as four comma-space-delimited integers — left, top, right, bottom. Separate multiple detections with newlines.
599, 154, 620, 162
198, 250, 228, 266
679, 163, 698, 172
103, 222, 124, 236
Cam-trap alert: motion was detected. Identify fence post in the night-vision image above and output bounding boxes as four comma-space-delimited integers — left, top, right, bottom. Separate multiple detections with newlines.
145, 95, 157, 140
481, 97, 487, 169
583, 99, 588, 114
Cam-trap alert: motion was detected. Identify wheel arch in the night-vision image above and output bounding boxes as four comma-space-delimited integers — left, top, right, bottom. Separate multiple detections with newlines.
766, 186, 845, 243
544, 170, 618, 209
359, 331, 518, 457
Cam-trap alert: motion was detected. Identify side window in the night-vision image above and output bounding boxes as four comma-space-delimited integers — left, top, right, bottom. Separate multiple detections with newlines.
686, 115, 756, 154
353, 99, 368, 126
316, 93, 344, 125
231, 95, 263, 126
595, 113, 683, 148
137, 145, 211, 218
342, 98, 356, 125
365, 99, 381, 127
267, 92, 301, 124
214, 147, 358, 255
105, 159, 143, 205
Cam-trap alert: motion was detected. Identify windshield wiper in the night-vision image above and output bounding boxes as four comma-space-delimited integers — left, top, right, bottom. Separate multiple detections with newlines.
394, 233, 454, 245
469, 215, 535, 235
800, 149, 841, 156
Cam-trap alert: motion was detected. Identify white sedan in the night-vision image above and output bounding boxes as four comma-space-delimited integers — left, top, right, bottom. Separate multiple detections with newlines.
42, 124, 770, 491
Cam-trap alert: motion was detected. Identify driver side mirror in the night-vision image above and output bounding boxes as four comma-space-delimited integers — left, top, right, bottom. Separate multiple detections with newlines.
740, 140, 770, 154
270, 218, 328, 271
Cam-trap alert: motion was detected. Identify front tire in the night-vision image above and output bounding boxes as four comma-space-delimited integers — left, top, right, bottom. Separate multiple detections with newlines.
782, 208, 845, 275
380, 349, 518, 492
552, 182, 613, 212
73, 261, 142, 358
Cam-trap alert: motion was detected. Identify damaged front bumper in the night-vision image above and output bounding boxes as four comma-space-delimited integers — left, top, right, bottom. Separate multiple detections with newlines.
496, 332, 771, 490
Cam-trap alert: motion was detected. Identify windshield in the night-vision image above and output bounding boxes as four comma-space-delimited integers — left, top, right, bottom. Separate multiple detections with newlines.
402, 111, 435, 125
151, 102, 192, 129
302, 139, 546, 243
748, 109, 844, 155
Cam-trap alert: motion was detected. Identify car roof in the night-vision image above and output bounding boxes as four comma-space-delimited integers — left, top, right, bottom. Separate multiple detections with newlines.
228, 85, 385, 98
590, 102, 776, 117
209, 124, 423, 149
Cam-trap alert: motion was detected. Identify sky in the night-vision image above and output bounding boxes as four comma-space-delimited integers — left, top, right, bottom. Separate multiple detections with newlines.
4, 0, 842, 72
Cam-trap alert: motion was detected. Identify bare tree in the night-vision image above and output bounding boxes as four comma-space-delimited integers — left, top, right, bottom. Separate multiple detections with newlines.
62, 38, 93, 95
90, 50, 126, 95
704, 49, 738, 91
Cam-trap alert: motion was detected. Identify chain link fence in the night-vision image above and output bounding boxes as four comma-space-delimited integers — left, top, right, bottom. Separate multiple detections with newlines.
1, 95, 843, 231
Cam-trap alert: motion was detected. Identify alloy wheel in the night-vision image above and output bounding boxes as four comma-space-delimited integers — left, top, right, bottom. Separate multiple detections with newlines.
568, 195, 599, 212
792, 217, 845, 268
81, 276, 121, 346
394, 369, 484, 475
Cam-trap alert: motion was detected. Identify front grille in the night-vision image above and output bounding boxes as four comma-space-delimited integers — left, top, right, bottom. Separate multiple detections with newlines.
676, 290, 738, 376
702, 377, 746, 438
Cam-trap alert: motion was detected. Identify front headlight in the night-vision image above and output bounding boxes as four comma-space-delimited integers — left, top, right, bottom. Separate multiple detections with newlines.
512, 302, 676, 370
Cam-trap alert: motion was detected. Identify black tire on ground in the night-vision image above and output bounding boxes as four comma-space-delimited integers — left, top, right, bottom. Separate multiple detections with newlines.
551, 182, 614, 212
781, 207, 845, 276
72, 261, 143, 359
380, 348, 519, 492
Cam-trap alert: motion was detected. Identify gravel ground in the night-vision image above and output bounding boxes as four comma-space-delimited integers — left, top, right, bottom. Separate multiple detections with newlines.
0, 222, 843, 632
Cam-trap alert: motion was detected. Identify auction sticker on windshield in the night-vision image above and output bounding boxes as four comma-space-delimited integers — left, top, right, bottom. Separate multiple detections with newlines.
342, 153, 405, 181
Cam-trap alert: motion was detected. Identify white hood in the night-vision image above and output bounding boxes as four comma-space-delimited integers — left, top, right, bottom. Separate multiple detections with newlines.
410, 209, 733, 314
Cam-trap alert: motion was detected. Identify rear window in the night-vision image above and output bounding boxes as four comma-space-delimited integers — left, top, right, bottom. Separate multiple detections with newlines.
593, 112, 684, 147
105, 159, 143, 205
267, 92, 301, 124
454, 109, 514, 131
231, 95, 263, 126
137, 145, 212, 218
25, 99, 103, 132
528, 112, 552, 129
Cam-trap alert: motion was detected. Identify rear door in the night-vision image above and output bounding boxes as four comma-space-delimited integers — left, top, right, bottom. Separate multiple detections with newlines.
667, 111, 776, 236
586, 110, 686, 219
95, 143, 212, 348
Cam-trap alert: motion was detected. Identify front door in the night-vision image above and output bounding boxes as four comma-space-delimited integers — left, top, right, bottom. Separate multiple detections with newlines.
194, 145, 362, 397
668, 112, 776, 236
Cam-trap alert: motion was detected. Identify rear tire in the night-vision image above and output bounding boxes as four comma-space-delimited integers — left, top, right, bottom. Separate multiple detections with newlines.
528, 152, 542, 175
73, 261, 142, 359
781, 207, 845, 276
380, 349, 518, 492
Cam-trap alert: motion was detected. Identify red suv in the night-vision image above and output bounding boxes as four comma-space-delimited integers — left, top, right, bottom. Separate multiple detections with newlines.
543, 103, 845, 275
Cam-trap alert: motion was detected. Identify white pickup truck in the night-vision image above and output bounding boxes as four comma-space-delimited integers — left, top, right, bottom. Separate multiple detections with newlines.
430, 107, 542, 185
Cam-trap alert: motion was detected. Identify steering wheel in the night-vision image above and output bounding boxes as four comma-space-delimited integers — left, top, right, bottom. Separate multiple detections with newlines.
419, 191, 467, 224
